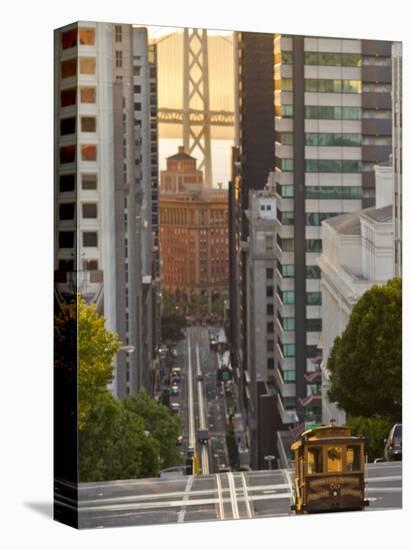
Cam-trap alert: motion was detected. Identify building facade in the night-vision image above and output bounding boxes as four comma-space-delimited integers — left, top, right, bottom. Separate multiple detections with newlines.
318, 203, 394, 425
273, 35, 394, 427
54, 22, 159, 397
229, 33, 275, 455
160, 148, 228, 307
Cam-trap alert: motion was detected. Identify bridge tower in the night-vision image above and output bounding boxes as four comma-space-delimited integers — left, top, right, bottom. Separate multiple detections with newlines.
183, 28, 212, 186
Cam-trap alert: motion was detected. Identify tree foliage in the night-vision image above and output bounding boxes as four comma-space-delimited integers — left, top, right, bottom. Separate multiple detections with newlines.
347, 416, 393, 462
79, 391, 160, 482
123, 391, 182, 470
327, 278, 402, 422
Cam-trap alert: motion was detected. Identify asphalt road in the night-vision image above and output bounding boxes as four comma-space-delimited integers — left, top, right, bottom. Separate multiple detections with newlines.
72, 462, 402, 528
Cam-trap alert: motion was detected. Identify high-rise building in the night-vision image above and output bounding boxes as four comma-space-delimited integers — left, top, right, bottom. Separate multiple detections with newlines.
229, 33, 275, 449
54, 22, 158, 397
159, 148, 228, 309
273, 35, 394, 428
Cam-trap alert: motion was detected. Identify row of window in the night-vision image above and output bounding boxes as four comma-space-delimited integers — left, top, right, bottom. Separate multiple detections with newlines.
59, 231, 98, 248
61, 57, 96, 79
61, 86, 96, 107
61, 27, 95, 49
277, 209, 340, 226
279, 132, 362, 147
60, 144, 97, 163
60, 116, 96, 135
277, 262, 321, 279
277, 288, 322, 306
276, 183, 362, 200
59, 203, 98, 220
59, 173, 97, 192
278, 316, 322, 332
278, 105, 362, 120
277, 236, 322, 253
278, 78, 361, 94
279, 159, 361, 173
58, 259, 99, 272
279, 342, 322, 358
280, 50, 361, 67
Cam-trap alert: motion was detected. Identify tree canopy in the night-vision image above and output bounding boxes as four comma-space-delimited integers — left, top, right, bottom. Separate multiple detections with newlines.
327, 278, 402, 422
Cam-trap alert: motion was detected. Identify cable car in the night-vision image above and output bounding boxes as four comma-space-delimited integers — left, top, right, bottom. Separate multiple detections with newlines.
290, 423, 369, 513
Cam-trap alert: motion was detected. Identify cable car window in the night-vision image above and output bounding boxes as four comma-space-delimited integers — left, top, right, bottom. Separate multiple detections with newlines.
326, 446, 343, 472
307, 447, 323, 474
346, 445, 361, 471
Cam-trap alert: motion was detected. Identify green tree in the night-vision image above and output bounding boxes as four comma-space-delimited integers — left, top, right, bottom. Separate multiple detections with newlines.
77, 296, 121, 429
123, 390, 182, 469
327, 278, 402, 422
79, 391, 160, 481
347, 416, 393, 462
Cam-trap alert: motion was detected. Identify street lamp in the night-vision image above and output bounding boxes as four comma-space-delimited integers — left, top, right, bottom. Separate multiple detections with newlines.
264, 455, 276, 470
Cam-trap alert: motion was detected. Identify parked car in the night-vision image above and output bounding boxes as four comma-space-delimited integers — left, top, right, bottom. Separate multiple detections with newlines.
384, 423, 402, 461
171, 385, 179, 395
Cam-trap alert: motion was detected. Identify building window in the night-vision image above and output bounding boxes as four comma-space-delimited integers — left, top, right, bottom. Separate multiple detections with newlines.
266, 304, 274, 316
60, 117, 76, 136
82, 203, 97, 218
277, 210, 294, 225
79, 57, 96, 75
276, 183, 294, 198
267, 358, 275, 370
61, 58, 77, 79
134, 85, 141, 94
281, 291, 295, 305
306, 292, 322, 306
81, 144, 97, 161
61, 28, 77, 50
306, 318, 322, 332
58, 231, 74, 248
306, 265, 321, 279
267, 340, 274, 352
283, 369, 296, 382
280, 159, 294, 171
277, 236, 294, 252
59, 174, 75, 193
115, 25, 122, 42
306, 239, 322, 253
304, 52, 361, 67
59, 203, 75, 220
266, 268, 274, 279
81, 174, 97, 190
134, 102, 142, 111
266, 285, 274, 297
83, 259, 98, 271
116, 51, 123, 68
282, 343, 295, 357
79, 28, 95, 46
278, 263, 294, 278
58, 259, 74, 271
280, 132, 293, 145
80, 87, 96, 103
61, 88, 76, 107
280, 105, 293, 118
60, 145, 76, 164
134, 65, 141, 76
280, 316, 295, 331
267, 322, 274, 334
81, 117, 96, 132
281, 51, 293, 64
83, 232, 98, 247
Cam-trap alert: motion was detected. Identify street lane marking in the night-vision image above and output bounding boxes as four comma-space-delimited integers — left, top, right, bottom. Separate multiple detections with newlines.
227, 472, 240, 519
240, 472, 253, 518
366, 476, 402, 483
216, 474, 225, 520
177, 475, 194, 523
